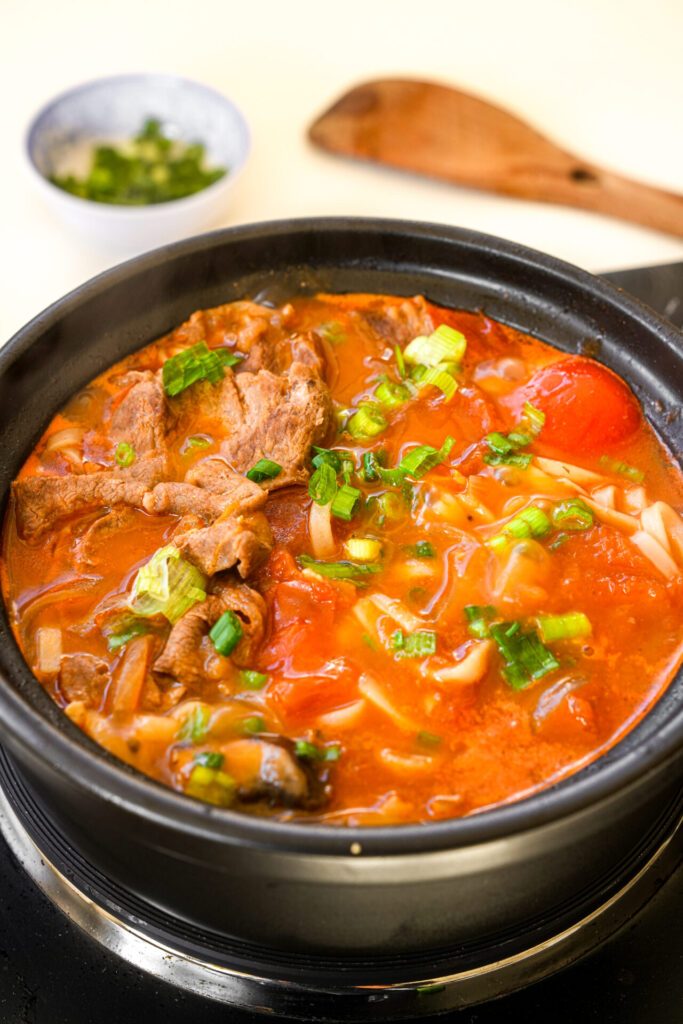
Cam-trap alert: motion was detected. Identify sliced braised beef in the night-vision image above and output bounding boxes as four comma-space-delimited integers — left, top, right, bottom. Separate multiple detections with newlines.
362, 295, 434, 346
59, 653, 109, 707
74, 506, 139, 568
143, 482, 248, 521
184, 460, 268, 511
154, 582, 267, 685
223, 737, 326, 810
108, 371, 171, 463
14, 474, 150, 539
216, 363, 333, 487
175, 512, 273, 577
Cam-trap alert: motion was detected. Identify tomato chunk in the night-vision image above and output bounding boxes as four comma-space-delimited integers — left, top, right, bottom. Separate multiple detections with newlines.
516, 357, 640, 454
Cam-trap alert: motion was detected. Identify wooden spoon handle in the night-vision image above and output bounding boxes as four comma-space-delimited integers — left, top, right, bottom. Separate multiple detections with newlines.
518, 161, 683, 239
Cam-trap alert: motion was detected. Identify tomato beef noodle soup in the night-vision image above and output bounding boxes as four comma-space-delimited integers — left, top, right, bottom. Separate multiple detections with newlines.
2, 294, 682, 825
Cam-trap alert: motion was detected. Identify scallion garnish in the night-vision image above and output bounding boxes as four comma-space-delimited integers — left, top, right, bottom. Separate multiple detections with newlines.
418, 364, 458, 401
217, 349, 244, 368
417, 730, 442, 748
345, 537, 382, 561
405, 540, 435, 558
162, 340, 226, 397
398, 436, 455, 479
537, 612, 592, 643
308, 461, 338, 505
246, 458, 283, 483
209, 610, 243, 657
404, 325, 467, 368
239, 670, 269, 690
374, 378, 412, 409
298, 554, 383, 579
177, 704, 210, 744
365, 492, 405, 528
183, 435, 212, 453
489, 622, 559, 689
185, 764, 235, 807
319, 321, 346, 345
295, 740, 341, 761
390, 629, 437, 658
106, 617, 149, 651
240, 716, 265, 734
522, 401, 545, 437
551, 498, 594, 531
464, 604, 496, 639
331, 483, 362, 521
488, 505, 552, 553
483, 430, 532, 469
311, 447, 353, 472
130, 545, 207, 624
194, 750, 224, 769
347, 405, 388, 440
599, 455, 645, 483
394, 344, 406, 378
115, 441, 135, 468
361, 450, 385, 482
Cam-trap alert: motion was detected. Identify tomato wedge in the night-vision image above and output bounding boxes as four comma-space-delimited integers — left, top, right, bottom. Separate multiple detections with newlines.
515, 356, 640, 454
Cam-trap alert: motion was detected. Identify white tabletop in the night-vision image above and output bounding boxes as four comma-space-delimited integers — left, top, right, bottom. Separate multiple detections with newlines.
1, 0, 682, 346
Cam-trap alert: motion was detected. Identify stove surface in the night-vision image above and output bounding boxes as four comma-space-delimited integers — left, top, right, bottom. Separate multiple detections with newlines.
0, 261, 681, 1024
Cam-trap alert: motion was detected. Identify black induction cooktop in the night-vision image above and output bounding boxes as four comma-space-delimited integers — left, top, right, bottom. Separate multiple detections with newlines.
0, 260, 681, 1024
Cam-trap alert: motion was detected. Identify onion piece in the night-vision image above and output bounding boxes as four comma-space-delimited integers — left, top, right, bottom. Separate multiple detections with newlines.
44, 427, 84, 451
317, 700, 366, 730
631, 530, 679, 579
641, 501, 683, 565
379, 749, 435, 773
581, 497, 639, 535
358, 674, 418, 731
35, 627, 62, 674
108, 634, 152, 713
535, 457, 606, 487
623, 486, 648, 515
368, 593, 423, 633
432, 640, 493, 686
309, 500, 335, 558
591, 484, 618, 509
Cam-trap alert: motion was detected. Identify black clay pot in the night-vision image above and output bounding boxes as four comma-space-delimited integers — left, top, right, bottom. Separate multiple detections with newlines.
0, 219, 681, 958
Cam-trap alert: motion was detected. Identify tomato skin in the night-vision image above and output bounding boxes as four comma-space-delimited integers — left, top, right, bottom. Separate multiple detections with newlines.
514, 357, 640, 454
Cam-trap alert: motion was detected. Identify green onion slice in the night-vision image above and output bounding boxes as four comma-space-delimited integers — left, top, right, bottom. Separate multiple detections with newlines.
240, 715, 265, 734
162, 341, 226, 397
522, 401, 545, 437
537, 612, 592, 642
599, 455, 645, 483
185, 764, 235, 807
406, 540, 435, 558
464, 604, 497, 639
418, 365, 458, 401
488, 505, 552, 552
398, 436, 455, 479
183, 435, 212, 453
115, 441, 135, 467
394, 344, 406, 378
130, 545, 207, 624
404, 325, 466, 368
295, 739, 341, 761
106, 617, 149, 651
374, 378, 412, 409
347, 405, 388, 440
331, 483, 362, 521
392, 629, 437, 659
417, 730, 442, 748
490, 623, 560, 689
177, 704, 210, 744
217, 349, 244, 368
298, 554, 383, 579
308, 461, 338, 505
194, 750, 224, 769
551, 498, 594, 531
209, 610, 243, 657
246, 458, 282, 483
239, 670, 269, 690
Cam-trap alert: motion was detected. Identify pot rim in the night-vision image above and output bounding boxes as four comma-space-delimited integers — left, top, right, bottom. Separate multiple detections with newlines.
1, 215, 681, 858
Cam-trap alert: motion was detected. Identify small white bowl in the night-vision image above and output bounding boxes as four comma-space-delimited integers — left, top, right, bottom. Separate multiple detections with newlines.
25, 73, 250, 251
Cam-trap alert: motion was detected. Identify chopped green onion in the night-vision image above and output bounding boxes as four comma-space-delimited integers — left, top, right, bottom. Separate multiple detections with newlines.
216, 349, 244, 368
295, 740, 340, 761
331, 483, 362, 521
522, 401, 545, 437
162, 341, 225, 397
362, 633, 377, 650
361, 450, 386, 482
246, 458, 282, 483
115, 441, 135, 468
239, 670, 269, 690
347, 405, 387, 440
418, 364, 458, 401
537, 612, 592, 643
365, 491, 405, 528
549, 532, 569, 551
311, 447, 352, 472
394, 344, 406, 378
404, 325, 466, 367
185, 764, 235, 807
240, 716, 265, 734
298, 554, 383, 579
345, 537, 382, 561
391, 630, 437, 658
308, 461, 338, 505
488, 505, 552, 552
410, 363, 428, 383
106, 617, 149, 651
490, 623, 560, 689
374, 378, 412, 409
194, 750, 224, 769
183, 435, 212, 453
417, 730, 442, 748
177, 704, 210, 744
551, 498, 594, 531
483, 429, 533, 468
319, 321, 346, 345
464, 604, 497, 639
398, 436, 455, 479
599, 455, 645, 483
405, 541, 435, 558
130, 545, 207, 624
209, 610, 243, 657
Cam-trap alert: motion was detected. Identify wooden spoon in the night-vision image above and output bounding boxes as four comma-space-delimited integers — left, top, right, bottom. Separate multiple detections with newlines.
309, 79, 683, 238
